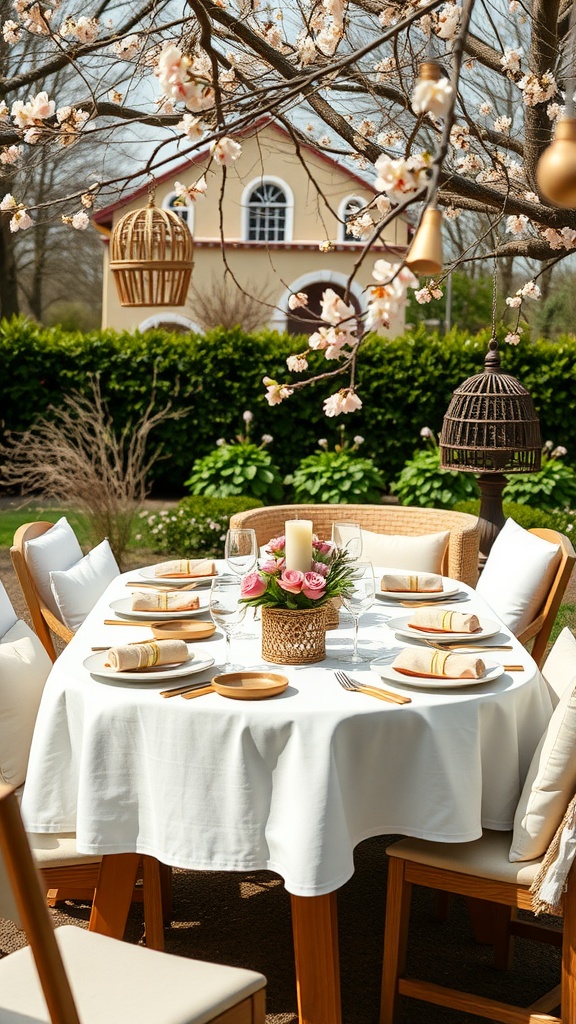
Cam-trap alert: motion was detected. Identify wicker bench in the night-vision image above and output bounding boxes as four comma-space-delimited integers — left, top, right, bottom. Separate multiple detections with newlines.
229, 504, 480, 587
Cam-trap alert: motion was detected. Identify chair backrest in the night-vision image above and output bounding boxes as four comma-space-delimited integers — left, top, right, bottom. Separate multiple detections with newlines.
516, 528, 576, 667
0, 782, 82, 1023
229, 503, 481, 586
0, 580, 18, 637
11, 522, 76, 661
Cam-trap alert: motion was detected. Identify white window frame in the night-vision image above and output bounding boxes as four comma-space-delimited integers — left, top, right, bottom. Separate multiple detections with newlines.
338, 194, 369, 242
138, 313, 203, 334
241, 176, 294, 242
162, 191, 195, 232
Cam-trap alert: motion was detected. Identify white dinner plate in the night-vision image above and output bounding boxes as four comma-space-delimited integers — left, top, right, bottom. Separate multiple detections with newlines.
376, 577, 461, 602
385, 612, 502, 644
370, 658, 505, 690
83, 647, 215, 683
110, 595, 210, 620
138, 564, 217, 587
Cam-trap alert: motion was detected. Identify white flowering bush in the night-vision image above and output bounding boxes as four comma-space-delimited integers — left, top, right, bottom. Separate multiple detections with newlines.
136, 497, 261, 558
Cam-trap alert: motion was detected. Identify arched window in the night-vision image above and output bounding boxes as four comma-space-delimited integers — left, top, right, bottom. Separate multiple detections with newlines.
162, 192, 193, 229
247, 182, 288, 241
340, 195, 367, 241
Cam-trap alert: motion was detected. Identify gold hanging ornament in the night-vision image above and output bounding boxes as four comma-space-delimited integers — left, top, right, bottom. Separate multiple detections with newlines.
416, 59, 443, 82
110, 189, 194, 307
536, 118, 576, 208
405, 205, 443, 276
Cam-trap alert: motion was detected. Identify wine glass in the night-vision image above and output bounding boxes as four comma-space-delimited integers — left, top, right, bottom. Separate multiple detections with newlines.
332, 522, 362, 559
209, 575, 247, 672
340, 561, 375, 663
224, 529, 258, 577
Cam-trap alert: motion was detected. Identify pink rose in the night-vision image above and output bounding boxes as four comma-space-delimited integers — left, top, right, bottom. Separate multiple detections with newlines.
312, 560, 329, 577
277, 569, 305, 594
265, 535, 285, 555
302, 572, 327, 600
260, 557, 282, 575
240, 571, 267, 599
313, 539, 332, 556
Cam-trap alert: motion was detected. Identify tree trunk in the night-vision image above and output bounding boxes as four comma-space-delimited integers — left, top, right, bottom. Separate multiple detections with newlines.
0, 216, 19, 318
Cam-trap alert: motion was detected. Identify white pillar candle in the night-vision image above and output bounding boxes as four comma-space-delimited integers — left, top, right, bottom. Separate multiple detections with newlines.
284, 519, 313, 572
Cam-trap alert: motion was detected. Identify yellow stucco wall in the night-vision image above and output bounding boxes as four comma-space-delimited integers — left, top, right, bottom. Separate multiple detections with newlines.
98, 123, 408, 335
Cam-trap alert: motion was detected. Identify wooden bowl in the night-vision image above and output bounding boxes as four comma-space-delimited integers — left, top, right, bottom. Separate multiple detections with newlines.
211, 671, 288, 700
150, 620, 216, 641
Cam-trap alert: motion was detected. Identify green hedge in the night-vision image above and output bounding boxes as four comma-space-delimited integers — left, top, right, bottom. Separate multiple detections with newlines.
1, 317, 575, 496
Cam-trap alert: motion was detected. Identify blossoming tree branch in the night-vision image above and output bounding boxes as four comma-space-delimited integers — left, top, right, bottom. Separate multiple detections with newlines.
0, 0, 574, 413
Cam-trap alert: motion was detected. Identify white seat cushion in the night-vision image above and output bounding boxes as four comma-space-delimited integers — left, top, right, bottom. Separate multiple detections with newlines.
0, 582, 17, 637
0, 925, 266, 1024
0, 620, 53, 787
476, 518, 560, 634
541, 626, 576, 706
24, 518, 84, 619
28, 832, 101, 867
359, 529, 449, 573
510, 676, 576, 862
49, 539, 120, 632
388, 830, 541, 886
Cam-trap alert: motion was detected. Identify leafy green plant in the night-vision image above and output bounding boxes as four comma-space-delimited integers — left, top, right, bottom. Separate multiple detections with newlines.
136, 496, 262, 557
503, 443, 576, 512
391, 429, 480, 509
287, 430, 385, 504
185, 412, 283, 502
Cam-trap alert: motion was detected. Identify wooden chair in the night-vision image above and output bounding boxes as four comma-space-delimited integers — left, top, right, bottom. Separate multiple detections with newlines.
11, 521, 75, 661
229, 503, 481, 586
0, 782, 266, 1024
380, 828, 575, 1024
516, 529, 576, 668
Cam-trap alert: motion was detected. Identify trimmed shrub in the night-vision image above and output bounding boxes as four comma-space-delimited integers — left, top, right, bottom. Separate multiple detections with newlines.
136, 496, 262, 557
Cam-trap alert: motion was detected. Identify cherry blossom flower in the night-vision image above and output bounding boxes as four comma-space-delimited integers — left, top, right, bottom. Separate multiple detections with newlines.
286, 354, 308, 372
547, 102, 564, 121
518, 71, 556, 107
211, 136, 241, 165
174, 176, 207, 201
9, 208, 32, 231
444, 206, 461, 219
374, 195, 391, 216
320, 288, 356, 329
456, 154, 484, 173
501, 47, 522, 74
506, 214, 528, 235
0, 145, 22, 164
0, 194, 17, 211
345, 212, 373, 238
505, 295, 522, 308
505, 332, 521, 346
71, 211, 89, 229
494, 115, 512, 133
412, 77, 454, 118
478, 101, 492, 116
374, 154, 424, 201
323, 388, 362, 417
309, 326, 354, 360
111, 34, 140, 59
11, 91, 55, 127
3, 20, 20, 43
108, 90, 123, 104
288, 292, 308, 310
520, 280, 541, 300
154, 42, 215, 113
449, 123, 470, 150
524, 191, 540, 203
435, 3, 460, 41
262, 377, 293, 406
176, 114, 205, 140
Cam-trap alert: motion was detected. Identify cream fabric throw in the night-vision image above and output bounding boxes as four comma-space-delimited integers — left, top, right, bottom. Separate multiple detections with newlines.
107, 639, 190, 671
131, 591, 201, 612
408, 608, 481, 633
530, 794, 576, 916
153, 559, 215, 578
381, 572, 443, 593
392, 648, 486, 679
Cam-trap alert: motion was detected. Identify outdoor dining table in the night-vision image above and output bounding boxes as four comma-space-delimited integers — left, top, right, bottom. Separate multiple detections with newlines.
21, 563, 554, 1024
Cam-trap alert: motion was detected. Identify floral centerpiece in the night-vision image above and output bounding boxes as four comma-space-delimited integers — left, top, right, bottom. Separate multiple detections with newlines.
240, 534, 357, 665
240, 535, 354, 610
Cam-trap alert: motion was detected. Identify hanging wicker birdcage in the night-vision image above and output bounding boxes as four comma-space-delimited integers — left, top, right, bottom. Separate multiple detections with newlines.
439, 339, 541, 474
110, 197, 194, 307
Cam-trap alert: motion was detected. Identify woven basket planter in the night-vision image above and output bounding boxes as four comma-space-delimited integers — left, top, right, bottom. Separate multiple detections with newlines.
325, 596, 341, 630
110, 200, 194, 307
261, 606, 327, 665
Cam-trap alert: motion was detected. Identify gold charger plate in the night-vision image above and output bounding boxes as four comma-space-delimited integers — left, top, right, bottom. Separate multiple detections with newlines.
151, 620, 216, 641
211, 671, 288, 700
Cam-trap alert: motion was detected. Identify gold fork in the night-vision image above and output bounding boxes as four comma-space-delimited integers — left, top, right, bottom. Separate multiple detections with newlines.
424, 640, 513, 652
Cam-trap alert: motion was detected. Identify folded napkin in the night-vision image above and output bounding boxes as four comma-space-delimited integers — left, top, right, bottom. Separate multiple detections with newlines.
381, 572, 443, 593
392, 648, 486, 679
107, 639, 190, 671
407, 608, 480, 633
131, 591, 201, 612
153, 559, 215, 578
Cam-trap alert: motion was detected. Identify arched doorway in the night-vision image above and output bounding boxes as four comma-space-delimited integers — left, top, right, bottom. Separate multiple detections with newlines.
278, 273, 364, 336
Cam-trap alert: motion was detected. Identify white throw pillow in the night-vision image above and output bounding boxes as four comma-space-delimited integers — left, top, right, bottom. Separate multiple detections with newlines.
0, 619, 53, 787
359, 529, 450, 573
49, 538, 120, 632
509, 676, 576, 862
0, 581, 17, 638
541, 627, 576, 707
476, 518, 560, 634
25, 517, 84, 619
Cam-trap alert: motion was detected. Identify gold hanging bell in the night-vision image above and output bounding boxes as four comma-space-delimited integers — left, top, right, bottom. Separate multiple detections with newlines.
536, 117, 576, 208
405, 207, 443, 276
417, 60, 443, 82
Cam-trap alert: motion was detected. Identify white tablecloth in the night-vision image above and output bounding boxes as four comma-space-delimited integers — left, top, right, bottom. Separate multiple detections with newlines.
21, 568, 553, 897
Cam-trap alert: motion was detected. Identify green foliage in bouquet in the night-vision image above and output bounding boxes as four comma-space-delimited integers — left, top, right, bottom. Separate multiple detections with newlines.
287, 429, 385, 504
502, 443, 576, 512
136, 496, 261, 557
185, 412, 283, 502
391, 429, 480, 509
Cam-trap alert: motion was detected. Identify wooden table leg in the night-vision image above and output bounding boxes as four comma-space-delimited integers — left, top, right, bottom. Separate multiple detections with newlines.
290, 892, 342, 1024
88, 853, 140, 939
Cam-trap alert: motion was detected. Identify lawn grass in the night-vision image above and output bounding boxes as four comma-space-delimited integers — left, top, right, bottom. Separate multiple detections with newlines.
0, 507, 93, 549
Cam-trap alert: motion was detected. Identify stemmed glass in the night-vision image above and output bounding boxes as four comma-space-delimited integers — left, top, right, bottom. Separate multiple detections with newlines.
332, 522, 362, 559
209, 575, 247, 672
341, 561, 375, 663
224, 529, 258, 577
